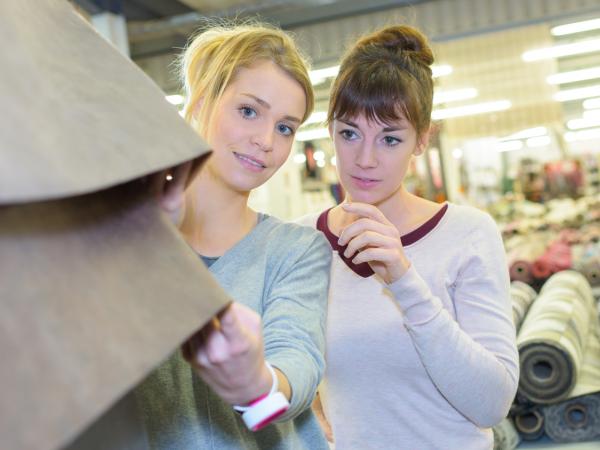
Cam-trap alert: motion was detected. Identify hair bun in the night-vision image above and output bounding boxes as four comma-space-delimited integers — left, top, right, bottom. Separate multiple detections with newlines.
359, 25, 434, 67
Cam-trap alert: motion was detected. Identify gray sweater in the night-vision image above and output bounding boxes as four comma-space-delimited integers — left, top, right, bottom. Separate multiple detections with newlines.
135, 214, 331, 450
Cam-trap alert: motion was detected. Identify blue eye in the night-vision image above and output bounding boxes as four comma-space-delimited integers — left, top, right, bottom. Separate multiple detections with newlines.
383, 136, 401, 146
239, 106, 257, 119
340, 129, 359, 140
277, 123, 294, 136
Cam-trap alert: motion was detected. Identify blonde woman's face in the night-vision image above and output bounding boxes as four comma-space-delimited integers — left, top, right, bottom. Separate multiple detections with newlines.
203, 60, 306, 192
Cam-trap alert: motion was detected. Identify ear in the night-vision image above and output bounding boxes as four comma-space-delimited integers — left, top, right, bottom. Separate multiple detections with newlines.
191, 97, 204, 119
414, 128, 431, 156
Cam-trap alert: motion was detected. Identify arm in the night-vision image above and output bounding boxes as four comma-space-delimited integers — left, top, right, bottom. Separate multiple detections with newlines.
389, 215, 519, 427
312, 392, 334, 442
261, 231, 332, 420
340, 203, 518, 427
182, 230, 330, 422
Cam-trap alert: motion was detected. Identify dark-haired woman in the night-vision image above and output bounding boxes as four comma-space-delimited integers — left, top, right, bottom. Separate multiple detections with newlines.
299, 25, 518, 449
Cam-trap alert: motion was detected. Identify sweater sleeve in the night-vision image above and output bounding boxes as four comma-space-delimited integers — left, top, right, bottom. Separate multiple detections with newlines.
388, 214, 519, 428
261, 230, 332, 421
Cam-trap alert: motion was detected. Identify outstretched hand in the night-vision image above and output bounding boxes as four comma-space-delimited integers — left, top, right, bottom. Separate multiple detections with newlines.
182, 302, 273, 405
338, 202, 410, 284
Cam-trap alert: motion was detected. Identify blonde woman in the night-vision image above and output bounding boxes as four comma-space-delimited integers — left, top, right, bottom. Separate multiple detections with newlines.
135, 23, 331, 450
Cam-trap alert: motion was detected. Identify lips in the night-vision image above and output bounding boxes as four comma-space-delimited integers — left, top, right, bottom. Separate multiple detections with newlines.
233, 152, 266, 171
350, 175, 381, 189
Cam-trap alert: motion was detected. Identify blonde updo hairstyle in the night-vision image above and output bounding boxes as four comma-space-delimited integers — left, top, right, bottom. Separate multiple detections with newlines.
328, 25, 434, 137
180, 22, 314, 141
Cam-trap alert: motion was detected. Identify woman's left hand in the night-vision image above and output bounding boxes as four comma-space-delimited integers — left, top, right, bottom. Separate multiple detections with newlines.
338, 202, 410, 284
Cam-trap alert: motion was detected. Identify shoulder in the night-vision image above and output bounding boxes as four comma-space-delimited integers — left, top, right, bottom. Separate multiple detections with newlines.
444, 203, 501, 239
261, 214, 330, 260
293, 211, 321, 229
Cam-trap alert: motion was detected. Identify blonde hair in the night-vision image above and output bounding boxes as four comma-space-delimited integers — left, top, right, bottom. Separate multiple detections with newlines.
180, 22, 314, 139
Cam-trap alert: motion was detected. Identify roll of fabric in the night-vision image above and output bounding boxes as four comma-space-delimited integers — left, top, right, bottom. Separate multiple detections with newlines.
543, 392, 600, 443
493, 418, 521, 450
517, 271, 600, 404
513, 409, 545, 441
531, 241, 572, 282
507, 238, 548, 285
510, 281, 538, 332
574, 243, 600, 287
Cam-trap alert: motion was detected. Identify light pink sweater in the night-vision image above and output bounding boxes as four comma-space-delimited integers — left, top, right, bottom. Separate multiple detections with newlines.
299, 203, 519, 450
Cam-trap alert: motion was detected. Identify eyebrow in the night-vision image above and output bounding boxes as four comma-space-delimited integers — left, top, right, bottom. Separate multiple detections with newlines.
339, 119, 408, 132
241, 93, 302, 123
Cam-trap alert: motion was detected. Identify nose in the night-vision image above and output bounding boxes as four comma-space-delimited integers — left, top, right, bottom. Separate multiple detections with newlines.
355, 142, 377, 169
251, 121, 274, 152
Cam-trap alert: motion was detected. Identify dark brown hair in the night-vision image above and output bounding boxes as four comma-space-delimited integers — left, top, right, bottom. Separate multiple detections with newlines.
327, 25, 434, 136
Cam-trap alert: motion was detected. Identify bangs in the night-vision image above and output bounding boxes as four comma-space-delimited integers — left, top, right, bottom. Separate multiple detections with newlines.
328, 62, 417, 126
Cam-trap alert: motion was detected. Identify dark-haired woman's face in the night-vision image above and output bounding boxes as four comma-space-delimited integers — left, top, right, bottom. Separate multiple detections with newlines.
331, 112, 426, 205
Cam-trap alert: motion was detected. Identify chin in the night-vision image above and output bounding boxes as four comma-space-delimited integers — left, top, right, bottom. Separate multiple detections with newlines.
229, 172, 270, 192
345, 189, 382, 205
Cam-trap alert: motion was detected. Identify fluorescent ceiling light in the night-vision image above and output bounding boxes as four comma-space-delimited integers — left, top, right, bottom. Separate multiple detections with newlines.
552, 18, 600, 36
522, 38, 600, 61
293, 153, 306, 164
165, 94, 184, 105
452, 148, 463, 159
432, 65, 453, 78
433, 88, 477, 105
313, 150, 325, 161
500, 126, 547, 141
526, 136, 551, 147
565, 127, 600, 142
296, 127, 329, 142
547, 66, 600, 85
567, 117, 600, 130
554, 84, 600, 102
496, 140, 523, 152
316, 159, 326, 168
302, 111, 327, 126
432, 100, 511, 120
584, 109, 600, 120
309, 65, 340, 85
330, 156, 337, 166
583, 97, 600, 109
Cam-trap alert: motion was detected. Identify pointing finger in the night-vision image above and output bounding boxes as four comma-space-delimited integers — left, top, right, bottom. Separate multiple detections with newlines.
342, 202, 388, 223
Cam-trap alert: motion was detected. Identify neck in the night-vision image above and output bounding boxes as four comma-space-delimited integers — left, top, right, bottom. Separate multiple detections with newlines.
370, 186, 421, 233
180, 167, 257, 257
331, 186, 425, 236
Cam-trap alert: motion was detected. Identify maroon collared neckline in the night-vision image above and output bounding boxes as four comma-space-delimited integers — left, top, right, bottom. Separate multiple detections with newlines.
317, 203, 449, 278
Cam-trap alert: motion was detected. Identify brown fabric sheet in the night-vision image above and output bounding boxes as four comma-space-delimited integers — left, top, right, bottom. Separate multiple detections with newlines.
0, 0, 209, 204
0, 185, 230, 450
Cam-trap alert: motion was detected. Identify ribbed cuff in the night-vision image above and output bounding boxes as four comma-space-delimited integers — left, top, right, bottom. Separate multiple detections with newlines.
388, 264, 443, 326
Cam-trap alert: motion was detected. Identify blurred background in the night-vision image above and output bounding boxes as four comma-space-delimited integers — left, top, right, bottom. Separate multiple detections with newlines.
71, 0, 600, 220
69, 3, 600, 447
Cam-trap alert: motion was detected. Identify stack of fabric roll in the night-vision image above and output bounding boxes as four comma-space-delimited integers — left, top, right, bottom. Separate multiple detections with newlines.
573, 241, 600, 288
506, 234, 550, 286
505, 224, 600, 288
511, 271, 600, 444
493, 282, 538, 450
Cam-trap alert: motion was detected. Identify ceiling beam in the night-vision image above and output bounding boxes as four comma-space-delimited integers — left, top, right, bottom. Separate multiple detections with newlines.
127, 0, 431, 44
